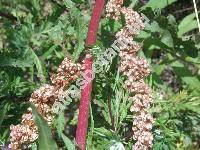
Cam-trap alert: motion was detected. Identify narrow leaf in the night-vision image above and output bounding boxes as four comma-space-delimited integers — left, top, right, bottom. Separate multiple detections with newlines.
30, 104, 57, 150
61, 133, 76, 150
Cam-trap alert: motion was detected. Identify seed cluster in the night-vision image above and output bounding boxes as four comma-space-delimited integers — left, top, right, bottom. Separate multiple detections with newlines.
9, 57, 83, 149
106, 1, 154, 150
51, 57, 83, 87
105, 0, 123, 20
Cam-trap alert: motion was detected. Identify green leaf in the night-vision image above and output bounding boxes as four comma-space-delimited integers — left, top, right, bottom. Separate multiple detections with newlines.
0, 71, 9, 93
0, 101, 10, 129
145, 21, 174, 48
86, 105, 95, 149
181, 77, 200, 89
31, 143, 38, 150
109, 142, 125, 150
161, 30, 174, 48
63, 0, 87, 61
153, 64, 166, 75
27, 48, 46, 82
32, 0, 41, 12
171, 61, 200, 89
0, 57, 33, 68
146, 21, 162, 33
130, 0, 139, 7
64, 0, 76, 8
72, 12, 86, 61
60, 133, 76, 150
94, 127, 113, 138
119, 90, 130, 124
54, 112, 65, 136
178, 13, 198, 37
42, 45, 58, 59
30, 104, 57, 150
71, 0, 84, 4
141, 0, 177, 10
66, 26, 75, 35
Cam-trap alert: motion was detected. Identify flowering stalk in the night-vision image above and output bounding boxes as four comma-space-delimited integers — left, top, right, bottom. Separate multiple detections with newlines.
75, 0, 105, 149
9, 58, 83, 149
106, 0, 154, 149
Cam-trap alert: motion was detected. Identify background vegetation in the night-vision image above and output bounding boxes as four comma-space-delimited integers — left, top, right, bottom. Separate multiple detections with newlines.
0, 0, 200, 149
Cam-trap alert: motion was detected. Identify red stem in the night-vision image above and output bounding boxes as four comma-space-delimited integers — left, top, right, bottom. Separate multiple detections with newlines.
75, 0, 105, 149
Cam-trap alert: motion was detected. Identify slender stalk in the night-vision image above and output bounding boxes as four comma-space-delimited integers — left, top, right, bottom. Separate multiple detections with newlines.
75, 0, 105, 149
193, 0, 200, 32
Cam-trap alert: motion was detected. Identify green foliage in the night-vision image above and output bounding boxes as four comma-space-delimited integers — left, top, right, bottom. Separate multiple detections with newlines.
178, 13, 199, 37
153, 90, 200, 149
0, 0, 200, 149
31, 104, 58, 150
141, 0, 177, 10
60, 133, 76, 150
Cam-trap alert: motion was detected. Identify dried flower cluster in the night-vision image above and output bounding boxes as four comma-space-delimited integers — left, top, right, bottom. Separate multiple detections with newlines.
9, 57, 83, 149
106, 1, 154, 150
51, 57, 83, 87
105, 0, 123, 20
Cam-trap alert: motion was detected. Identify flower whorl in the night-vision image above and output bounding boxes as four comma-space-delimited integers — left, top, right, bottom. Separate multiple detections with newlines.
106, 1, 154, 150
9, 57, 83, 149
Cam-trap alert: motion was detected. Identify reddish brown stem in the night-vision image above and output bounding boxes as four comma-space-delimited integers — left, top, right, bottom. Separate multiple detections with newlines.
85, 0, 105, 46
75, 0, 105, 149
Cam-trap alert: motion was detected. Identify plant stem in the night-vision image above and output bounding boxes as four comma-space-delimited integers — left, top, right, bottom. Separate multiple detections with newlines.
193, 0, 200, 32
85, 0, 105, 46
75, 0, 105, 150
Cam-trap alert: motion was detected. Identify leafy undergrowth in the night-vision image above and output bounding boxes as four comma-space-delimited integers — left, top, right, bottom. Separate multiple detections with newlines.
0, 0, 200, 149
